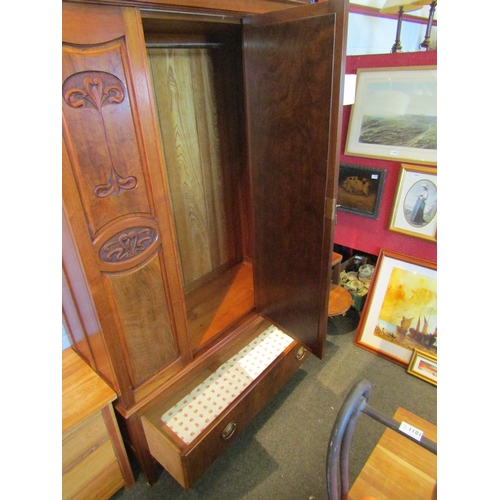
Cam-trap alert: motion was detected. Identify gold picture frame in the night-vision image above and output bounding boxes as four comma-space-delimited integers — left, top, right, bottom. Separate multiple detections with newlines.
407, 348, 437, 386
389, 164, 437, 242
354, 249, 437, 367
345, 66, 437, 165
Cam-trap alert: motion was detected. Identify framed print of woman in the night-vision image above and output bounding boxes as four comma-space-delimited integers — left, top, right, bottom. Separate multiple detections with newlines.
389, 164, 437, 242
410, 183, 429, 226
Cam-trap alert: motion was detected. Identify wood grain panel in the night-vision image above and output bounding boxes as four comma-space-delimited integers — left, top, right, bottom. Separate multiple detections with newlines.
101, 404, 136, 488
62, 197, 118, 391
62, 440, 117, 499
62, 411, 109, 473
149, 48, 212, 284
184, 261, 254, 350
190, 49, 227, 269
62, 40, 151, 236
143, 417, 186, 487
62, 348, 117, 433
67, 460, 124, 500
208, 45, 246, 263
107, 253, 180, 387
63, 0, 308, 16
148, 46, 242, 287
244, 3, 346, 358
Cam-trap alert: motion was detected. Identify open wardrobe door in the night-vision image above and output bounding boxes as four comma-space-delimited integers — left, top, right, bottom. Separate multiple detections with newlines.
243, 0, 348, 358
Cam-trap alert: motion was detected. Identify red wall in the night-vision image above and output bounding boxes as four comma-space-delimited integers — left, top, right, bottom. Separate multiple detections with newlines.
335, 51, 437, 264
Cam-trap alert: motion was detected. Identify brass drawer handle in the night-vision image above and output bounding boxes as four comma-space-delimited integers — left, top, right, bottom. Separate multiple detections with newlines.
296, 346, 306, 361
222, 421, 237, 440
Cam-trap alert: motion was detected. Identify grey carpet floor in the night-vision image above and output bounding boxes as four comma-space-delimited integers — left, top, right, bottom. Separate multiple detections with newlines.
112, 309, 437, 499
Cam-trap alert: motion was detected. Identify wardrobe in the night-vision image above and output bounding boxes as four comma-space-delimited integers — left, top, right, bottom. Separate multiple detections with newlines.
62, 0, 348, 488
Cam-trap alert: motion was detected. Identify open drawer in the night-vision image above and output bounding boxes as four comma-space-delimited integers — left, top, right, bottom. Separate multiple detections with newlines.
141, 318, 309, 488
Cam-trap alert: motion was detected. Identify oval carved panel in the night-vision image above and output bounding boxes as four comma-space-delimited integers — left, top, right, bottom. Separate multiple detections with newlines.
99, 226, 158, 263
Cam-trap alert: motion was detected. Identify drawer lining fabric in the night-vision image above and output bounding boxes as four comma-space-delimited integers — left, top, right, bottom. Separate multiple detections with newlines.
161, 325, 294, 444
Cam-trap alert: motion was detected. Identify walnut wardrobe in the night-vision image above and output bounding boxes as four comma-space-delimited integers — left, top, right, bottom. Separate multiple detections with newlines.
62, 0, 348, 488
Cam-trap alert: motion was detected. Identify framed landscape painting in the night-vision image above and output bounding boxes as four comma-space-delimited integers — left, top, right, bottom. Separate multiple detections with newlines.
354, 250, 437, 367
407, 348, 437, 386
389, 164, 437, 242
337, 163, 386, 219
345, 66, 437, 165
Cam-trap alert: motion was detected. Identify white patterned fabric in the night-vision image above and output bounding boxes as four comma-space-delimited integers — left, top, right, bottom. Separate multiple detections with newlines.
161, 325, 294, 444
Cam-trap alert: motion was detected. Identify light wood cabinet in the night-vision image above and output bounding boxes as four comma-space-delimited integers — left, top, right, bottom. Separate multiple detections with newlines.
62, 348, 134, 499
62, 0, 348, 488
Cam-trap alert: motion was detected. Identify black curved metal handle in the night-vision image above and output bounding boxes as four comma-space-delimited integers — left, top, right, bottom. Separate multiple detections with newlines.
326, 379, 437, 500
326, 380, 372, 500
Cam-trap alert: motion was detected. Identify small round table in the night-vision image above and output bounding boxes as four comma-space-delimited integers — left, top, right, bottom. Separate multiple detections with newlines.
328, 284, 352, 317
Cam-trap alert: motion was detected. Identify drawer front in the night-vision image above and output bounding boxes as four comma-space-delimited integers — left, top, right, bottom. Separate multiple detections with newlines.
143, 339, 309, 488
183, 341, 308, 486
62, 440, 120, 499
65, 460, 124, 500
62, 411, 108, 472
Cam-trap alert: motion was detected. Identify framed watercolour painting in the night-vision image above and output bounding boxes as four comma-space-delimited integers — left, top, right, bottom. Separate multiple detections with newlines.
407, 348, 437, 386
345, 66, 437, 165
354, 250, 437, 367
337, 163, 386, 219
389, 164, 437, 242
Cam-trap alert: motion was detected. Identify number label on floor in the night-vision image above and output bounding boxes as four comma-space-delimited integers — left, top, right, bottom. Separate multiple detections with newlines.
399, 421, 423, 441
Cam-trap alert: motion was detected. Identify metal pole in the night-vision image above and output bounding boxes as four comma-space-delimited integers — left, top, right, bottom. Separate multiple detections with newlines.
326, 380, 372, 500
362, 403, 437, 455
391, 6, 404, 53
420, 1, 437, 50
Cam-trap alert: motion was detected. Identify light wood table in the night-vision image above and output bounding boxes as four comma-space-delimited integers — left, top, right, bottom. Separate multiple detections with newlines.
62, 348, 134, 499
348, 407, 437, 500
328, 284, 353, 317
329, 252, 353, 317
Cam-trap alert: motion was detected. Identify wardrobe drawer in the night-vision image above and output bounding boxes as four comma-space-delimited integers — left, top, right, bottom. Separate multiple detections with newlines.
142, 324, 309, 488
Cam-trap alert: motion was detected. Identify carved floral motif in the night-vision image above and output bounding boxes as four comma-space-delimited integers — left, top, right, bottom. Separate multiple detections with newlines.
63, 71, 138, 198
64, 73, 125, 110
99, 227, 157, 263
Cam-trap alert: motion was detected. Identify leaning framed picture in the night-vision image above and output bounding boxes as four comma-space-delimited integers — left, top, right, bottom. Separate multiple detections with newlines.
354, 249, 437, 367
337, 163, 386, 219
345, 66, 437, 165
407, 348, 437, 386
389, 164, 437, 242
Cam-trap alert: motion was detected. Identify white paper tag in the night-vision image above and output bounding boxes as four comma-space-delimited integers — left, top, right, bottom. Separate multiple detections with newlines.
399, 421, 423, 441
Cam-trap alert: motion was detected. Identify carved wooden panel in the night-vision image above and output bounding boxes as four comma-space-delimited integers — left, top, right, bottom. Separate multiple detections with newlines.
147, 46, 243, 287
98, 224, 158, 264
106, 253, 180, 388
63, 3, 191, 405
62, 40, 151, 237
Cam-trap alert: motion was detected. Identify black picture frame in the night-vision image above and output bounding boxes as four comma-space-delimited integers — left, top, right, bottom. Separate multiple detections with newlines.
337, 163, 386, 219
